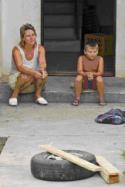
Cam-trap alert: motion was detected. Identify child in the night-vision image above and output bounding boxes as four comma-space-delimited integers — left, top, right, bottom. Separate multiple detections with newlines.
72, 40, 106, 106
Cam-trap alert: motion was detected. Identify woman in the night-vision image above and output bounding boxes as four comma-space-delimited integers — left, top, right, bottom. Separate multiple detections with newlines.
9, 23, 48, 106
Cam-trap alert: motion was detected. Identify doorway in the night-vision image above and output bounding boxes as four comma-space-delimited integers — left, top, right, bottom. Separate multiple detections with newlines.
41, 0, 116, 76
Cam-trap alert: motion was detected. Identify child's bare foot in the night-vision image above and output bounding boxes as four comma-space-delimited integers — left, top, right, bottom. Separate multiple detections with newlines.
72, 99, 80, 106
99, 97, 106, 106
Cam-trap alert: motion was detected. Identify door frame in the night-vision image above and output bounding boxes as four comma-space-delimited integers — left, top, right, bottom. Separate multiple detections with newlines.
40, 0, 116, 76
41, 0, 44, 45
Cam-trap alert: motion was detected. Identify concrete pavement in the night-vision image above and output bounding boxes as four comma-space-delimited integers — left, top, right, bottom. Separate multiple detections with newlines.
0, 103, 125, 187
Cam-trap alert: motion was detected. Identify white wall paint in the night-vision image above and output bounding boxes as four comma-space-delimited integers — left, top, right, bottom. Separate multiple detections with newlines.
0, 0, 3, 76
0, 0, 41, 75
116, 0, 125, 77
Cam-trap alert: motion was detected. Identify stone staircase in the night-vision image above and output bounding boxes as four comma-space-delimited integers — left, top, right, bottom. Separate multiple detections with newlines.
1, 76, 125, 104
44, 0, 81, 73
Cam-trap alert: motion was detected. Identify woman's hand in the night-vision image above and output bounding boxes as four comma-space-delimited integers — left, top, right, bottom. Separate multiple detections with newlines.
39, 68, 48, 79
42, 70, 48, 79
34, 71, 43, 79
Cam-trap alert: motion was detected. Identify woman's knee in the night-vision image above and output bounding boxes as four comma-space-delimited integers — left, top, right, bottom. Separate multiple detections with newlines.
19, 74, 34, 83
39, 75, 48, 83
36, 76, 48, 85
44, 74, 48, 81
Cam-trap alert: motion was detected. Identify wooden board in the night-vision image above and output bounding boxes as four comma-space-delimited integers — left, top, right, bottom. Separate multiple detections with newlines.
40, 144, 120, 184
40, 144, 101, 172
96, 156, 120, 184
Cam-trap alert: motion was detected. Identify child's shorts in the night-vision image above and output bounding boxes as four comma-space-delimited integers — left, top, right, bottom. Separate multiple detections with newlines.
83, 77, 96, 90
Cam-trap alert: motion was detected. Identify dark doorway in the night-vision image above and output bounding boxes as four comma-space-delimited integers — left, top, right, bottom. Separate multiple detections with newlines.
41, 0, 116, 76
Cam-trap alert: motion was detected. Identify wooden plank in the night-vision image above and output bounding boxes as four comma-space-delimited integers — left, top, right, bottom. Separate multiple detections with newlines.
96, 156, 120, 184
40, 144, 101, 172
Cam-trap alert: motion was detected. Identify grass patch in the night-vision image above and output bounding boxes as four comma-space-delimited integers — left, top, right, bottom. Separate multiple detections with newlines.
0, 137, 7, 154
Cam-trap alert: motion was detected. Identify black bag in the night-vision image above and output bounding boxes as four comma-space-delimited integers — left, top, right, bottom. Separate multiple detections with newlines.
95, 109, 125, 125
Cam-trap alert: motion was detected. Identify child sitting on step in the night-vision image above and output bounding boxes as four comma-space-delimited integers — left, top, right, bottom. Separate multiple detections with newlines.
72, 40, 106, 106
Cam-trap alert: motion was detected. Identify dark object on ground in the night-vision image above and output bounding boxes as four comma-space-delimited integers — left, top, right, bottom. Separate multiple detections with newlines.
31, 150, 96, 181
95, 108, 125, 125
0, 137, 7, 154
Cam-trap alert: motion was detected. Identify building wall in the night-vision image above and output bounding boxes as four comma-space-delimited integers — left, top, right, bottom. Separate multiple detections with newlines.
0, 0, 2, 77
116, 0, 125, 77
0, 0, 41, 75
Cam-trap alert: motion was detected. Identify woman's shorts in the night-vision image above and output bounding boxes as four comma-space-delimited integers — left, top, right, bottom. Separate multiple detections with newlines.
8, 72, 35, 93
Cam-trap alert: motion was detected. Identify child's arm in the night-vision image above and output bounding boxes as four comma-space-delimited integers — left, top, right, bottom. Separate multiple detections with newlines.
93, 56, 104, 77
77, 56, 86, 76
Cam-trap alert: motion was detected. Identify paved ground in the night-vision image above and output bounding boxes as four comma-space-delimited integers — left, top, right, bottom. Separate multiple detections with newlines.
0, 102, 125, 187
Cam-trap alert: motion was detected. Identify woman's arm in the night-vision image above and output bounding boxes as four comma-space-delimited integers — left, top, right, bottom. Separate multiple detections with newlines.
38, 45, 48, 79
12, 47, 42, 79
93, 56, 104, 77
38, 45, 47, 71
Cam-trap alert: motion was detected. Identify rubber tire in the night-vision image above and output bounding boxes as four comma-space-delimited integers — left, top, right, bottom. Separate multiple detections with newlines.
31, 150, 97, 181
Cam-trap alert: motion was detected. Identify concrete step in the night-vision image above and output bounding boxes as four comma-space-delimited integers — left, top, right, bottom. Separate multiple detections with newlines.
44, 28, 76, 40
44, 2, 74, 15
44, 15, 74, 28
1, 77, 125, 104
45, 40, 80, 52
45, 0, 74, 2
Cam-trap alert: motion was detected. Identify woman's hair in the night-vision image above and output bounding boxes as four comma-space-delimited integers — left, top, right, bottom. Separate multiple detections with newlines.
19, 23, 37, 48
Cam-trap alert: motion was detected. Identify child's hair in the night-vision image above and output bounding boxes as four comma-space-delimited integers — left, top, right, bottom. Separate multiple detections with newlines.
84, 40, 98, 50
19, 23, 37, 48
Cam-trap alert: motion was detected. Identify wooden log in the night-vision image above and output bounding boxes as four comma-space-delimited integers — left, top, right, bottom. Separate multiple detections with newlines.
40, 144, 101, 172
96, 156, 120, 184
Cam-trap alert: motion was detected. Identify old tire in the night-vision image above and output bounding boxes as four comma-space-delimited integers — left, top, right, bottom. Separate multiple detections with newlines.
31, 150, 97, 181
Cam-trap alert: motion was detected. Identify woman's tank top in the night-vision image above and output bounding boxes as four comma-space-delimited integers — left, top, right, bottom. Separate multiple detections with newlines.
11, 45, 39, 74
82, 55, 100, 72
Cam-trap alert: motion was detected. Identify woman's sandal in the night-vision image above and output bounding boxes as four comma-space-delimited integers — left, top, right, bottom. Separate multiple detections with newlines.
9, 98, 18, 106
36, 97, 48, 105
72, 99, 80, 106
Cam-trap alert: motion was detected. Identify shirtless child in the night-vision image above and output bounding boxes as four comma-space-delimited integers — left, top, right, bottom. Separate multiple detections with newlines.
72, 40, 106, 106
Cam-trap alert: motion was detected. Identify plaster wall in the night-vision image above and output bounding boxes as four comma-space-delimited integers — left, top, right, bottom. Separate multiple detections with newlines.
116, 0, 125, 77
0, 0, 41, 75
0, 1, 2, 76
